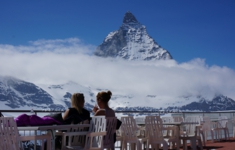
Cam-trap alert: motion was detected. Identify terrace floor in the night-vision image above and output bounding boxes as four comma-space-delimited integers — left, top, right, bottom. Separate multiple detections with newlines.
118, 138, 235, 150
176, 138, 235, 150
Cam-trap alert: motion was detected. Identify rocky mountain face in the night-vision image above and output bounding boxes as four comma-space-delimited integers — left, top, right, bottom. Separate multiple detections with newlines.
1, 76, 235, 112
0, 76, 64, 109
94, 11, 173, 61
180, 95, 235, 111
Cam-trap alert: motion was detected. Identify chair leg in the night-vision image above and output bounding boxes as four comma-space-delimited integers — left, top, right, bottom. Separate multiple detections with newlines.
176, 139, 180, 150
162, 141, 168, 150
226, 128, 230, 140
216, 130, 219, 140
122, 141, 126, 150
120, 140, 123, 150
156, 143, 160, 150
204, 130, 208, 142
211, 130, 214, 142
233, 126, 235, 138
130, 143, 135, 150
224, 129, 227, 140
190, 138, 197, 150
146, 141, 149, 150
197, 139, 203, 150
136, 142, 140, 150
200, 131, 206, 146
183, 139, 187, 150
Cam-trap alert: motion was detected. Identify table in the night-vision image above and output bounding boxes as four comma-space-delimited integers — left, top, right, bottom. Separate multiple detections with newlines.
18, 124, 90, 150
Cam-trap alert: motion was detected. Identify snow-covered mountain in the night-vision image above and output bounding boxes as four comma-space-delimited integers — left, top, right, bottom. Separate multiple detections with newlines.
0, 76, 65, 110
1, 76, 235, 112
94, 11, 173, 60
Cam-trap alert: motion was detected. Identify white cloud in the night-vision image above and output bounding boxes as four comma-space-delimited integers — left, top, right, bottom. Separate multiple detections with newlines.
1, 38, 235, 106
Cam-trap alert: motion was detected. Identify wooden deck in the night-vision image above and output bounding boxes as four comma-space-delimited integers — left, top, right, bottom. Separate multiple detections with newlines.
115, 138, 235, 150
178, 138, 235, 150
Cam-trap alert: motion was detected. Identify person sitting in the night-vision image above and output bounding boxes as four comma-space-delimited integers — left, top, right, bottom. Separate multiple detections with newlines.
63, 93, 91, 124
93, 90, 117, 149
54, 93, 91, 150
93, 90, 115, 117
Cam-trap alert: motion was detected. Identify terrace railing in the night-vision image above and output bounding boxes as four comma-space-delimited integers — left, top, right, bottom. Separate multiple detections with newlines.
1, 109, 235, 138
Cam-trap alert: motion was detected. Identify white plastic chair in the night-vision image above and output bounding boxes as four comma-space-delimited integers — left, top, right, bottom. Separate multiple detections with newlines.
201, 116, 214, 142
180, 116, 203, 150
120, 116, 146, 150
161, 117, 174, 137
60, 119, 90, 148
61, 116, 106, 150
0, 117, 51, 150
161, 116, 180, 150
172, 116, 184, 122
212, 116, 230, 141
145, 116, 179, 150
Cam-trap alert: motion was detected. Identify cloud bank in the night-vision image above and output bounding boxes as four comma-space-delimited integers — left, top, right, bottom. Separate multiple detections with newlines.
1, 38, 235, 104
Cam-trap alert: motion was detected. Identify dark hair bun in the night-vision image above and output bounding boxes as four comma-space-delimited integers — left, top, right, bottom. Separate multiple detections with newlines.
107, 91, 112, 96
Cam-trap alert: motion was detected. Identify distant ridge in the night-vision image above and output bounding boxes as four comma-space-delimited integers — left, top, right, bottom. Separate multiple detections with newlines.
1, 76, 235, 112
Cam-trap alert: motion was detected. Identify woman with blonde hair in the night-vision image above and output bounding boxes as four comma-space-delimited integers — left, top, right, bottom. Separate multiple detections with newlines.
63, 93, 91, 124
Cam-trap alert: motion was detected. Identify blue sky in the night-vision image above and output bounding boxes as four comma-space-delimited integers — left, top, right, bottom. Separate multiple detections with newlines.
1, 0, 235, 103
0, 0, 235, 70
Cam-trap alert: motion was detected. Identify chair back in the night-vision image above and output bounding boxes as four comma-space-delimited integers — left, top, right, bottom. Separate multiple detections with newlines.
161, 117, 174, 136
69, 119, 90, 146
184, 116, 201, 136
135, 117, 145, 125
0, 117, 20, 150
202, 116, 212, 131
173, 116, 184, 122
89, 116, 106, 132
120, 116, 138, 141
217, 116, 228, 128
161, 117, 174, 123
104, 117, 117, 149
84, 116, 106, 149
145, 116, 164, 140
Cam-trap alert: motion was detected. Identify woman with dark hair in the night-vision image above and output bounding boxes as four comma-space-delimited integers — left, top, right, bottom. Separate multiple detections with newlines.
63, 93, 91, 124
93, 90, 115, 117
93, 90, 117, 148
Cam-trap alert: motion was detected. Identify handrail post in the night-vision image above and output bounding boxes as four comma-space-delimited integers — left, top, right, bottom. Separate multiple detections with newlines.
183, 112, 185, 120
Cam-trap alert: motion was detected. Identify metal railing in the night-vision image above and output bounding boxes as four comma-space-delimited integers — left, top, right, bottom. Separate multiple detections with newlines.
1, 109, 235, 147
1, 109, 235, 117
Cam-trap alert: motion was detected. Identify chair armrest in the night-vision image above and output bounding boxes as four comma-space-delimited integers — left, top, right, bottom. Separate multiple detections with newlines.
86, 131, 106, 137
62, 131, 89, 137
19, 134, 51, 141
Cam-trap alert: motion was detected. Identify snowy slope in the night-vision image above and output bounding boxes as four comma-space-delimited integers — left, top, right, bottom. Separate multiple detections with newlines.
38, 81, 96, 110
1, 76, 235, 111
0, 76, 54, 110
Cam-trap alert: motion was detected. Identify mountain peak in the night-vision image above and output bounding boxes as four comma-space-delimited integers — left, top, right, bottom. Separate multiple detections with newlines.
123, 11, 138, 24
94, 12, 173, 60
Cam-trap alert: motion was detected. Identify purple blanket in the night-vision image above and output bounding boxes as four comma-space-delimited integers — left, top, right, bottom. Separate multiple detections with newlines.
15, 114, 62, 126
